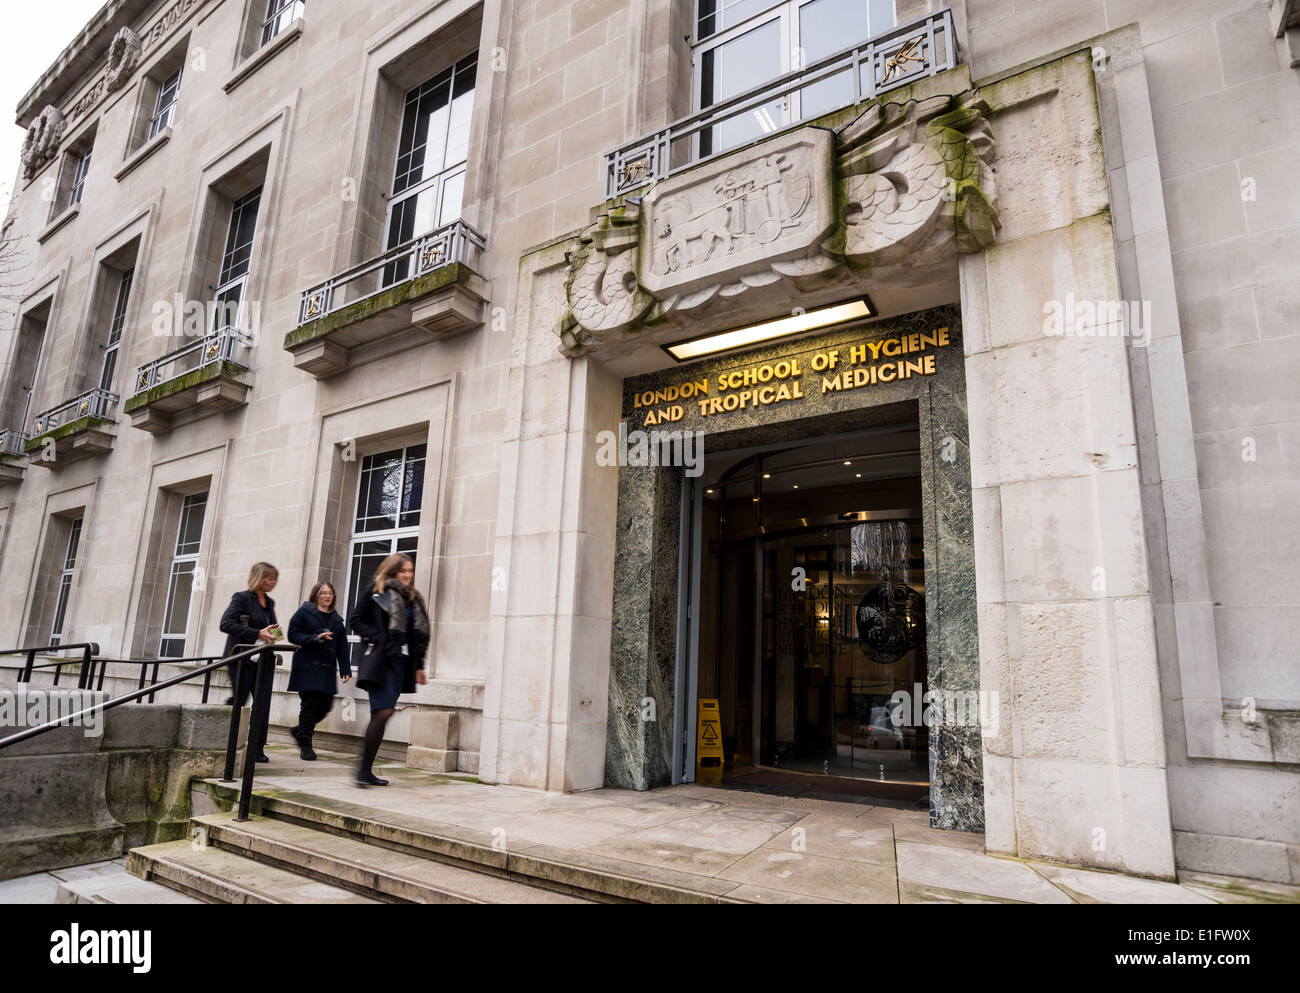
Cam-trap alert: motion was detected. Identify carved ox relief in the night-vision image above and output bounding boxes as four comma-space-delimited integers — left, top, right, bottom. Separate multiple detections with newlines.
559, 89, 999, 356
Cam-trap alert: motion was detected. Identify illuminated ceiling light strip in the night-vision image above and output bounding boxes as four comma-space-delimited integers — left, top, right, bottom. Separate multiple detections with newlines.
663, 299, 874, 362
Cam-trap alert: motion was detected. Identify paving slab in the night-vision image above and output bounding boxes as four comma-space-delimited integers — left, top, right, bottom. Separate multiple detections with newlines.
719, 848, 899, 903
0, 872, 62, 903
1178, 871, 1300, 905
897, 842, 1074, 904
763, 816, 896, 867
1030, 863, 1215, 904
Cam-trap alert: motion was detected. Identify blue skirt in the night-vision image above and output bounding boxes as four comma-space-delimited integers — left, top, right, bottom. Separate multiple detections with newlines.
367, 657, 406, 711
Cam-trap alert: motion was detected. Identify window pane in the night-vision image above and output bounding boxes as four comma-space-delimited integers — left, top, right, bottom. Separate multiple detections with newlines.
400, 445, 427, 529
700, 18, 783, 155
348, 540, 396, 617
162, 561, 196, 638
438, 170, 465, 227
160, 637, 186, 658
177, 493, 208, 555
868, 0, 894, 35
98, 348, 119, 393
65, 520, 83, 568
51, 575, 73, 640
798, 0, 865, 119
355, 450, 404, 532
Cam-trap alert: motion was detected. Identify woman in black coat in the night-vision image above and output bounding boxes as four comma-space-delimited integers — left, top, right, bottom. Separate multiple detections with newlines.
218, 562, 280, 763
286, 582, 352, 761
347, 553, 429, 787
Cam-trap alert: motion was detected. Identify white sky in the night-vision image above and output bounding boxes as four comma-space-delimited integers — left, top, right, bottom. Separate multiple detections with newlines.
0, 1, 107, 214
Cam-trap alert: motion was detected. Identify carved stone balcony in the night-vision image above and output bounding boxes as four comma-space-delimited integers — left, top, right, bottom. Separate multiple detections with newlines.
285, 220, 489, 378
24, 388, 118, 467
0, 429, 27, 485
124, 326, 254, 434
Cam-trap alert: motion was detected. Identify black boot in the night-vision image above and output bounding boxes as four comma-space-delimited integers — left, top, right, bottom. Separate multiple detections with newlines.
298, 731, 317, 762
355, 769, 388, 787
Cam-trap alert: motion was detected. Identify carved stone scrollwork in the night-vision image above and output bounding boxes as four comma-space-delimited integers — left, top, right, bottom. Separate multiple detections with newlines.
20, 105, 67, 180
558, 89, 1000, 356
105, 27, 143, 93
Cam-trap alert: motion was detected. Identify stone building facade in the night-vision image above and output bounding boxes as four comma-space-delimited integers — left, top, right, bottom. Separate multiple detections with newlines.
1, 0, 1297, 884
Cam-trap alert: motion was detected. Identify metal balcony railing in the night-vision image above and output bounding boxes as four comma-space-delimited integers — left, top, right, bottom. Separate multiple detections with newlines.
131, 325, 255, 398
297, 218, 487, 326
30, 387, 119, 437
603, 7, 959, 198
0, 428, 27, 456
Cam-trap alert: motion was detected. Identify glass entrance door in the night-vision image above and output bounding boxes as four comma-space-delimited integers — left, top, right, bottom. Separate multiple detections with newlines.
687, 425, 929, 791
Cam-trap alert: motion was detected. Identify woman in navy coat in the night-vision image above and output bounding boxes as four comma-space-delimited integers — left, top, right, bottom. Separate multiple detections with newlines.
286, 582, 352, 761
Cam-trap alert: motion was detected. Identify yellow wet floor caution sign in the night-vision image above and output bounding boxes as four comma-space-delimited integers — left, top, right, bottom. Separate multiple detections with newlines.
696, 699, 724, 784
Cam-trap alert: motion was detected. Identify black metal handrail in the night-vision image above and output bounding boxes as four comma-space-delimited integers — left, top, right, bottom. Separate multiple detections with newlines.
72, 655, 230, 703
0, 643, 295, 822
0, 643, 100, 686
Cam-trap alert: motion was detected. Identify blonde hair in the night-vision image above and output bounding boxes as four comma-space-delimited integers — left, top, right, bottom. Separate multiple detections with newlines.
247, 562, 279, 592
373, 554, 415, 598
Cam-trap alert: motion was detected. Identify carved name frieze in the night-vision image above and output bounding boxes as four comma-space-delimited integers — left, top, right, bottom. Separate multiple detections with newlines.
22, 0, 204, 178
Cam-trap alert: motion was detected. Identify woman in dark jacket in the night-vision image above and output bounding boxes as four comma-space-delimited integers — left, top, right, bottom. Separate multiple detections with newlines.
346, 553, 429, 787
286, 582, 352, 761
218, 562, 280, 763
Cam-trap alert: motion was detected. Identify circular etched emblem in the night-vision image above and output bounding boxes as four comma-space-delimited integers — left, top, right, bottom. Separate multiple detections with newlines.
855, 582, 925, 665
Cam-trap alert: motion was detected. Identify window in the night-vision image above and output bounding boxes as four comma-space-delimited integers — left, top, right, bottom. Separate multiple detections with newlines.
66, 149, 93, 210
148, 67, 183, 141
159, 493, 207, 658
261, 0, 305, 47
382, 51, 476, 285
49, 518, 83, 646
3, 302, 51, 433
98, 269, 134, 392
694, 0, 894, 155
346, 444, 426, 617
212, 187, 262, 330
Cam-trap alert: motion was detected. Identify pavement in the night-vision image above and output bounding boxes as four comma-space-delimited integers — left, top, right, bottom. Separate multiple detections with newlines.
173, 744, 1300, 905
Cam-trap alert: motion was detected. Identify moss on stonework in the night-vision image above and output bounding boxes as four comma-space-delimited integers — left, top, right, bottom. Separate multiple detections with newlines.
284, 262, 478, 351
123, 361, 246, 414
23, 416, 114, 452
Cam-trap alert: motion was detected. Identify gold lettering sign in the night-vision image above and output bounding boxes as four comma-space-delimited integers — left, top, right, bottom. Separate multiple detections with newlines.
633, 327, 952, 428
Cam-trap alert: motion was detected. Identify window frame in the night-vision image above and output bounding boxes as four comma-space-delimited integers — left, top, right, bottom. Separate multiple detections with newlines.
212, 186, 263, 331
382, 50, 478, 278
691, 0, 896, 152
147, 66, 184, 142
98, 268, 134, 393
49, 518, 83, 647
345, 443, 427, 618
260, 0, 305, 48
159, 492, 208, 659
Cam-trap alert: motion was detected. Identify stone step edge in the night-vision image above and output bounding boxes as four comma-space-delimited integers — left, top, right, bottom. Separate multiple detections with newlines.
193, 815, 484, 906
193, 779, 749, 904
125, 846, 273, 905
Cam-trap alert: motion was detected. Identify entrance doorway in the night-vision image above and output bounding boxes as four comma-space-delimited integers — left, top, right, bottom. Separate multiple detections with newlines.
682, 423, 929, 802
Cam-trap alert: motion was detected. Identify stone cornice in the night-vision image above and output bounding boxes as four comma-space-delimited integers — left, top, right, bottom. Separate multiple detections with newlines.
16, 0, 213, 130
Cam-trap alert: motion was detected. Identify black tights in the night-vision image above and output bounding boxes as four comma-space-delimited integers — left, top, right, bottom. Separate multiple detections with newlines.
361, 708, 394, 775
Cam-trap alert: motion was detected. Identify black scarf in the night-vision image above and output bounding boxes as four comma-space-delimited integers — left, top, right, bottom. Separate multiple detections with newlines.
380, 579, 430, 639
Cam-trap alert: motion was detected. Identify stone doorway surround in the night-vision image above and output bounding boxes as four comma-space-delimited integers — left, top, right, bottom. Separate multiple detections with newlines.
608, 306, 980, 835
488, 37, 1185, 880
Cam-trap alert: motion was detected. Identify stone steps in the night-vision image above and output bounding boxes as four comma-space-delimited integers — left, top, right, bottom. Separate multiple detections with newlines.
126, 841, 382, 904
192, 778, 742, 903
56, 868, 204, 905
188, 812, 590, 904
